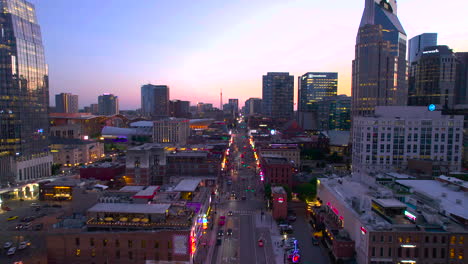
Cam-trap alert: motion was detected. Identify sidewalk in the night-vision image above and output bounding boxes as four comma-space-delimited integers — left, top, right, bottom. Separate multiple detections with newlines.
255, 211, 285, 264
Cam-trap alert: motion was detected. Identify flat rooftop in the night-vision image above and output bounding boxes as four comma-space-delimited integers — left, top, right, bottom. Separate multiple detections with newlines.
173, 179, 201, 192
88, 203, 170, 214
373, 198, 406, 208
262, 155, 290, 164
134, 186, 160, 198
396, 179, 468, 221
119, 186, 145, 192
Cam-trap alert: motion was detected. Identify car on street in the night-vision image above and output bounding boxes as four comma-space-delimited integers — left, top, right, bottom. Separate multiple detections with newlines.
15, 224, 23, 230
30, 203, 39, 207
216, 238, 222, 246
7, 216, 19, 221
7, 246, 16, 256
311, 237, 319, 246
33, 223, 43, 231
21, 216, 34, 222
287, 215, 297, 222
3, 242, 12, 249
227, 228, 233, 236
18, 241, 29, 250
217, 229, 224, 237
257, 239, 264, 247
228, 211, 233, 216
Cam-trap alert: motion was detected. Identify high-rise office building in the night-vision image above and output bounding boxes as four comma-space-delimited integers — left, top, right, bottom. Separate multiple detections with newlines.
316, 95, 351, 131
244, 98, 262, 116
409, 46, 457, 110
141, 84, 169, 119
55, 93, 79, 113
262, 72, 294, 119
98, 94, 119, 116
0, 0, 52, 183
408, 33, 438, 64
169, 100, 190, 118
228, 99, 239, 115
455, 52, 468, 105
298, 72, 338, 129
90, 104, 99, 115
298, 72, 338, 111
352, 0, 408, 118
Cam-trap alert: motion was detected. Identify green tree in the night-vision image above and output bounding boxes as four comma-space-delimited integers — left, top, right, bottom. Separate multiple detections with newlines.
51, 163, 62, 175
292, 178, 317, 202
281, 185, 292, 201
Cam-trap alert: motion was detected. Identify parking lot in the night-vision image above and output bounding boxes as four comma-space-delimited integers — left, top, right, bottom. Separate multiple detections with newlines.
0, 198, 72, 263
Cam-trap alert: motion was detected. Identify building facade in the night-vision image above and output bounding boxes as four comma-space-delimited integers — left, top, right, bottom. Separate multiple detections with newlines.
98, 93, 119, 116
262, 72, 294, 119
272, 186, 287, 220
316, 95, 351, 131
141, 84, 170, 119
244, 98, 262, 116
298, 72, 338, 111
50, 138, 104, 166
169, 100, 190, 118
455, 52, 468, 105
352, 0, 408, 118
153, 119, 190, 145
352, 106, 463, 175
260, 155, 293, 188
55, 93, 79, 113
408, 33, 438, 64
409, 46, 457, 110
0, 0, 52, 184
228, 99, 239, 115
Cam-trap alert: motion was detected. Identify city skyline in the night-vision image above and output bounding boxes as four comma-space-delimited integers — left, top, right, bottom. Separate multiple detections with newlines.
32, 0, 468, 109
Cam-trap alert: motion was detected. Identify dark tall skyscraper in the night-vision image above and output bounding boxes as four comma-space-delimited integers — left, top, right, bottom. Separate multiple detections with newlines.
98, 93, 119, 116
262, 72, 294, 119
408, 33, 438, 64
55, 93, 78, 113
228, 99, 239, 116
0, 0, 52, 183
409, 46, 457, 109
352, 0, 408, 118
141, 84, 170, 119
455, 52, 468, 105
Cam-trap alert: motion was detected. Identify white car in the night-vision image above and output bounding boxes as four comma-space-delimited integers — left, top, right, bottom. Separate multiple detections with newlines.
7, 246, 16, 255
3, 242, 12, 249
30, 203, 39, 207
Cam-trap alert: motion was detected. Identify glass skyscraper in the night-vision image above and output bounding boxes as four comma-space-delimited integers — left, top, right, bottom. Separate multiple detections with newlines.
141, 84, 169, 119
408, 33, 438, 64
352, 0, 408, 118
409, 45, 457, 110
298, 72, 338, 112
262, 72, 294, 119
0, 0, 52, 183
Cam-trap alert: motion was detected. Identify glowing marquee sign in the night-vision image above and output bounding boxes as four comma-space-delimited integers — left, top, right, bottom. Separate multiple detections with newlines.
404, 210, 417, 221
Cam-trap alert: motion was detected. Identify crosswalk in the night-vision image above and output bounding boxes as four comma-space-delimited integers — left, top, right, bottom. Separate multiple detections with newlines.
231, 210, 257, 215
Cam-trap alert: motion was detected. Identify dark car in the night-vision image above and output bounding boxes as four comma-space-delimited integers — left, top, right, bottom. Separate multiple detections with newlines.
227, 228, 233, 236
228, 211, 233, 216
15, 224, 23, 230
287, 215, 297, 222
311, 237, 319, 246
217, 229, 224, 237
216, 238, 222, 246
33, 223, 43, 231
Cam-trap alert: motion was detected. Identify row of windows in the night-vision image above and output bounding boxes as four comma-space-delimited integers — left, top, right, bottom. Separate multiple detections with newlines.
371, 235, 465, 244
76, 238, 172, 249
370, 246, 464, 260
75, 249, 171, 261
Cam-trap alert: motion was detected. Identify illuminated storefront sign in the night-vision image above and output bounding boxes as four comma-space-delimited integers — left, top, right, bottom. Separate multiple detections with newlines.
404, 210, 416, 221
360, 226, 367, 235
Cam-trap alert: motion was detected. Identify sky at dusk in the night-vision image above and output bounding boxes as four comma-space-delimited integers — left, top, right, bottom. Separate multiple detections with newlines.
31, 0, 468, 110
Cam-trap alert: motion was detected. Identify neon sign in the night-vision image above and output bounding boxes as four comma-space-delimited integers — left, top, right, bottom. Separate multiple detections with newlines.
360, 226, 367, 235
404, 210, 416, 221
278, 197, 284, 203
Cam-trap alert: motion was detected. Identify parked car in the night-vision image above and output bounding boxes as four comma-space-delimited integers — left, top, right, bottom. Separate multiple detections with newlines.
21, 216, 34, 222
18, 241, 28, 250
7, 247, 16, 256
33, 223, 43, 231
3, 242, 12, 249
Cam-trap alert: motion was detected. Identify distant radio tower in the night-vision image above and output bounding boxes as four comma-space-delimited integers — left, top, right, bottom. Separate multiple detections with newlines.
220, 88, 223, 110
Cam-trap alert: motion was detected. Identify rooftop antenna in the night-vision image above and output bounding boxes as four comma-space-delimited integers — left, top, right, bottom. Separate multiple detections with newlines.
220, 88, 223, 110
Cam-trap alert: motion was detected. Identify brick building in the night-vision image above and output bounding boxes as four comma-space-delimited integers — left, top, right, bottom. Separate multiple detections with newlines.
260, 155, 294, 188
272, 186, 287, 220
80, 162, 125, 181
